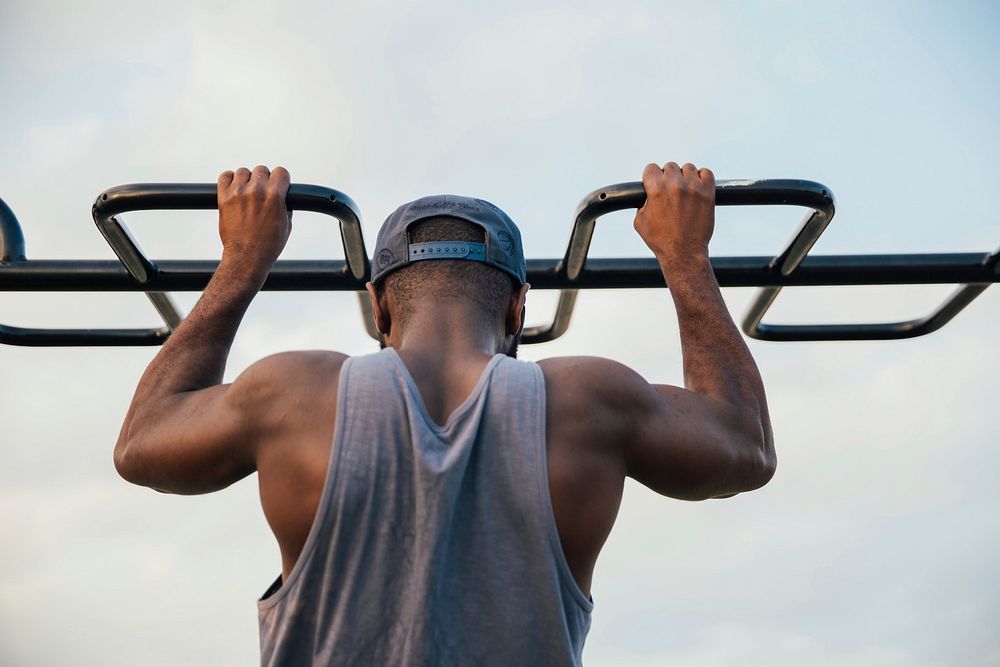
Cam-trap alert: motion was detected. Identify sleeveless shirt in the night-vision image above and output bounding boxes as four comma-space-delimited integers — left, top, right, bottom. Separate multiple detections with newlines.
257, 348, 593, 666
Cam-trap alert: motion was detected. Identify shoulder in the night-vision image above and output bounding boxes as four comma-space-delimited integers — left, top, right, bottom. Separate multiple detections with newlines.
537, 355, 655, 406
537, 355, 660, 447
228, 350, 349, 427
240, 350, 349, 383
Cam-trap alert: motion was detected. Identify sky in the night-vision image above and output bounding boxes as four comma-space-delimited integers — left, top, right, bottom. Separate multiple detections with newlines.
1, 0, 998, 664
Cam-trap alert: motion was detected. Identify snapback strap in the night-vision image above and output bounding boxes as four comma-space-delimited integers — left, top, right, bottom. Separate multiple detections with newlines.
408, 241, 486, 263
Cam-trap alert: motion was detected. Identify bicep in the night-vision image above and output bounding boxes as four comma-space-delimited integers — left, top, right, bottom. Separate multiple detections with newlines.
116, 381, 259, 495
627, 381, 761, 500
543, 356, 763, 501
115, 351, 337, 495
116, 350, 347, 495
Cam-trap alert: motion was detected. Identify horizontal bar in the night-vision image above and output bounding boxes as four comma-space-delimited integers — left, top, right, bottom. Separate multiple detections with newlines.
0, 323, 169, 347
2, 253, 996, 291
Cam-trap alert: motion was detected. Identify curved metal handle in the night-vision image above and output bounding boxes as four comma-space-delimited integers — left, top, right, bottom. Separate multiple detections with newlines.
0, 196, 171, 345
93, 183, 369, 284
523, 179, 837, 344
562, 179, 835, 280
91, 183, 372, 346
742, 247, 1000, 341
0, 183, 373, 346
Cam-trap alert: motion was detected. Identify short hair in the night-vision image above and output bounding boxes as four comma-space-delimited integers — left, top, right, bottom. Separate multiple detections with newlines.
379, 216, 520, 325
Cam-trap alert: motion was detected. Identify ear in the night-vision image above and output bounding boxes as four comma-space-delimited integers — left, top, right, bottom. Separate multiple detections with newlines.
366, 282, 391, 336
506, 282, 531, 336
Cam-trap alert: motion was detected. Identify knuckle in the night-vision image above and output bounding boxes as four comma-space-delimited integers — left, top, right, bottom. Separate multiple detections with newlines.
644, 179, 664, 196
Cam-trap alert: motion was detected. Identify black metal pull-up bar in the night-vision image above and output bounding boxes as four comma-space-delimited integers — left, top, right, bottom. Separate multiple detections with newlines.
0, 180, 996, 347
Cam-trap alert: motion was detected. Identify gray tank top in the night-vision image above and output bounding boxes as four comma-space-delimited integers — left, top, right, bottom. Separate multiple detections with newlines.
257, 348, 593, 666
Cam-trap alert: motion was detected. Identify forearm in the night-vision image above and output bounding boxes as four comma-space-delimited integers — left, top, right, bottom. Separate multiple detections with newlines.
660, 252, 773, 450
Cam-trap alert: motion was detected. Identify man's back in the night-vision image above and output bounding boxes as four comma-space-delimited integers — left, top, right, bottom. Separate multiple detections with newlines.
252, 349, 628, 605
257, 349, 592, 666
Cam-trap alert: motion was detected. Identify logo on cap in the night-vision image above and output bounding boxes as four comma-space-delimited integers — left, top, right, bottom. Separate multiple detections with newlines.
377, 248, 394, 268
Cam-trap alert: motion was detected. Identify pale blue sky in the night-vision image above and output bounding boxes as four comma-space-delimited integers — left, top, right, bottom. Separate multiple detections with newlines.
1, 1, 998, 665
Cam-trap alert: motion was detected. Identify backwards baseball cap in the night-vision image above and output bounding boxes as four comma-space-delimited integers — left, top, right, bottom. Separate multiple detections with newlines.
370, 194, 527, 285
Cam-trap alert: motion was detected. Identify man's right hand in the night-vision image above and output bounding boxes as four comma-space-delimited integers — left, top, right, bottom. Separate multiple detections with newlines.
633, 162, 716, 262
217, 165, 293, 271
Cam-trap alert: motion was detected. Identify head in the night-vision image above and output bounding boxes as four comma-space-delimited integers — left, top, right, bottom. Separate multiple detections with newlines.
366, 195, 530, 357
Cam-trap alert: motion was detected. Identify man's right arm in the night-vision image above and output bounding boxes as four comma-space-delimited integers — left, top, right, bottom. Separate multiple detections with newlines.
547, 162, 775, 501
634, 161, 774, 498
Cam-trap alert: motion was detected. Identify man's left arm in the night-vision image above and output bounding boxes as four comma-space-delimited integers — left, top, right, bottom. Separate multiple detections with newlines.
113, 165, 293, 495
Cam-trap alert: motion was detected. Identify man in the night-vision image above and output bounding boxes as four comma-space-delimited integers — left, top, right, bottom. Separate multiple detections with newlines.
113, 162, 775, 666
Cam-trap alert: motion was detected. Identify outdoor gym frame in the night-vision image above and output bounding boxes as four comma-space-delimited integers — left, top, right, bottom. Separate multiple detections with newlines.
0, 179, 997, 346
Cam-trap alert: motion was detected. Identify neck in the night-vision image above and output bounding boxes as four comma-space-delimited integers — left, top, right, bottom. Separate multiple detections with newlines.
389, 302, 506, 360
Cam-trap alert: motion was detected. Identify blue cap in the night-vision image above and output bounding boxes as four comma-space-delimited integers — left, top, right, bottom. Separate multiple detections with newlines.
370, 194, 527, 284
